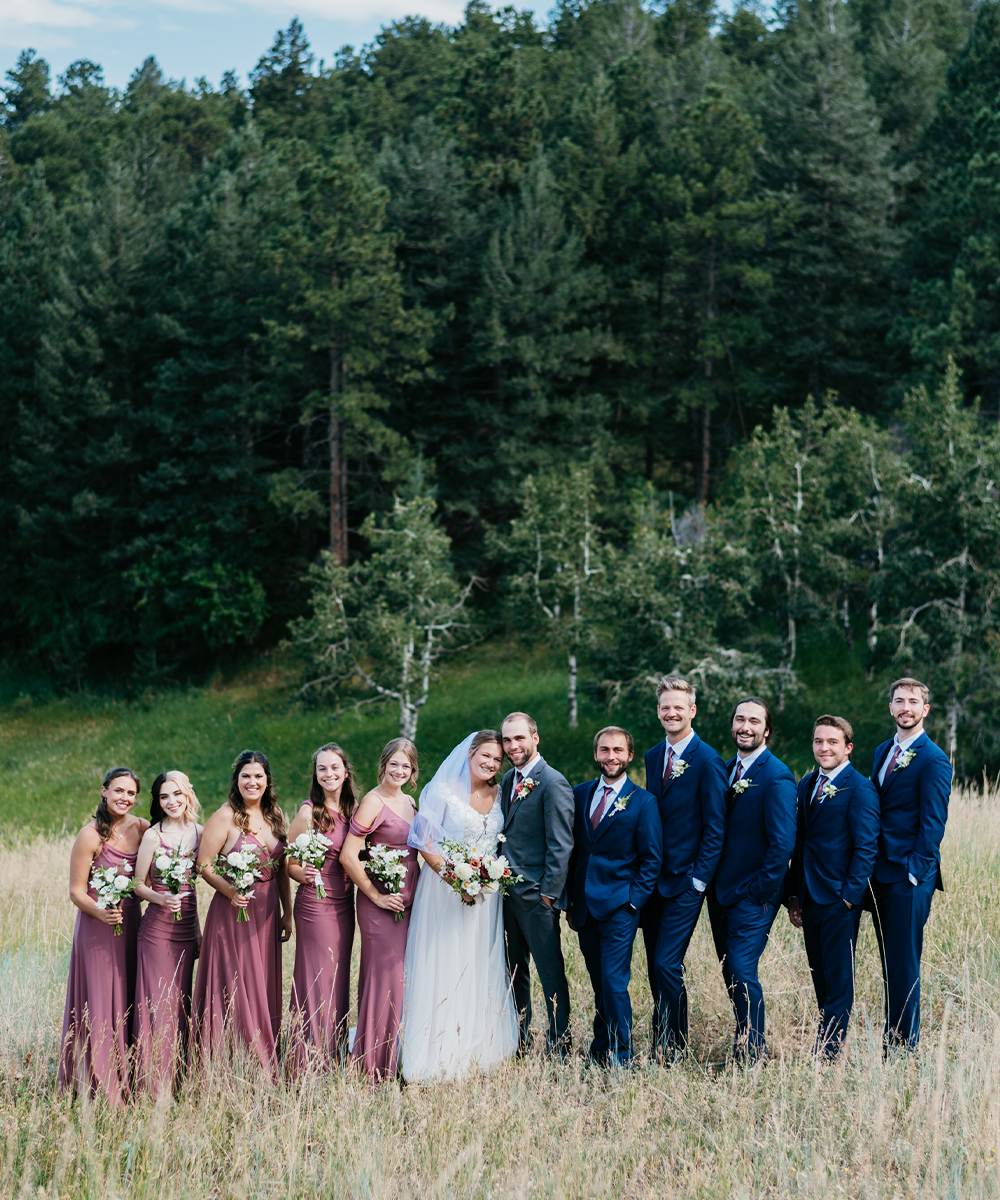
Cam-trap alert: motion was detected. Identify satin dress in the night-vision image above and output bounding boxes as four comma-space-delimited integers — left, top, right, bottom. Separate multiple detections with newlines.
133, 832, 200, 1097
289, 807, 355, 1068
191, 831, 284, 1078
349, 802, 418, 1082
58, 842, 140, 1106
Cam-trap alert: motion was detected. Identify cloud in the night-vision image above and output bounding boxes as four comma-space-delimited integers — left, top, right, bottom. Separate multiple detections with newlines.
241, 0, 465, 28
0, 0, 103, 30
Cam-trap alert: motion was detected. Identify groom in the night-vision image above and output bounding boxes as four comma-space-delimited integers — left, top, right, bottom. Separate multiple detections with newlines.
500, 711, 575, 1054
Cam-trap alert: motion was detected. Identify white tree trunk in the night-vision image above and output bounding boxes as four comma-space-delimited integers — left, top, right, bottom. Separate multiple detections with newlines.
567, 651, 578, 728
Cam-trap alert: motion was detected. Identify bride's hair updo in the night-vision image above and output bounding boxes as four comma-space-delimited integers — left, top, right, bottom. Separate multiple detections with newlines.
468, 730, 503, 783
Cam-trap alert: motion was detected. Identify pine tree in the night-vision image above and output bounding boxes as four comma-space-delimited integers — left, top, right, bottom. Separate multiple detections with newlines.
761, 0, 900, 410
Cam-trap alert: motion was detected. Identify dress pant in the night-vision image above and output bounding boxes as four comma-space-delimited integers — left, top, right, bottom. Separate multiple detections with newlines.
707, 891, 778, 1062
641, 886, 705, 1053
503, 892, 571, 1052
801, 896, 862, 1058
577, 904, 641, 1065
868, 875, 936, 1051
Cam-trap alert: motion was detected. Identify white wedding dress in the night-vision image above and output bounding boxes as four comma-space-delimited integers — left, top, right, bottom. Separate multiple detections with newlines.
400, 741, 519, 1083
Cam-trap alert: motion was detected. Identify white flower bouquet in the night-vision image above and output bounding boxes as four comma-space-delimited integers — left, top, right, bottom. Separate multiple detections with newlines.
153, 842, 198, 921
212, 845, 275, 922
286, 829, 333, 898
439, 836, 522, 907
363, 844, 409, 922
90, 857, 137, 935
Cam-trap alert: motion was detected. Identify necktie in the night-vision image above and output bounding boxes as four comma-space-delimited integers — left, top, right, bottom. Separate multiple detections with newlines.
809, 773, 828, 818
882, 743, 900, 783
733, 759, 744, 786
664, 747, 674, 781
591, 784, 614, 829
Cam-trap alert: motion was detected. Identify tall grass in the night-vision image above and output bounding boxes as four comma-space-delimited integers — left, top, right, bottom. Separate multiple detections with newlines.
1, 784, 998, 1197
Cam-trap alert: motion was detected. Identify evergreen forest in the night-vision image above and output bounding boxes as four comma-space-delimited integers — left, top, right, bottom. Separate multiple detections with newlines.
4, 0, 1000, 774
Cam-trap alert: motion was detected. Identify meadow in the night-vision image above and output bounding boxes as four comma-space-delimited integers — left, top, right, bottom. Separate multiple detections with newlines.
0, 648, 996, 1198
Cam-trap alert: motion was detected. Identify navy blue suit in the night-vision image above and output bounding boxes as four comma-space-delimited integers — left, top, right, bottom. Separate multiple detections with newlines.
640, 734, 727, 1053
706, 747, 797, 1061
568, 777, 662, 1064
869, 732, 952, 1049
787, 763, 879, 1056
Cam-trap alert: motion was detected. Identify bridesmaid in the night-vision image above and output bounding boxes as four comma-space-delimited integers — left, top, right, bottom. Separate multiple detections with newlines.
287, 743, 357, 1069
192, 750, 291, 1078
133, 770, 203, 1097
341, 738, 420, 1082
59, 766, 148, 1105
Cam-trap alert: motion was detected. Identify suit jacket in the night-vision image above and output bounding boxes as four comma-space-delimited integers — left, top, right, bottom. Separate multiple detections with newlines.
644, 733, 727, 898
712, 747, 797, 908
871, 732, 952, 888
500, 756, 575, 905
567, 778, 662, 925
786, 763, 880, 907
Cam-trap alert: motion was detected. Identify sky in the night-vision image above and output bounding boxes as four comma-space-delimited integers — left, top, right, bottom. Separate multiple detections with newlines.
0, 0, 471, 92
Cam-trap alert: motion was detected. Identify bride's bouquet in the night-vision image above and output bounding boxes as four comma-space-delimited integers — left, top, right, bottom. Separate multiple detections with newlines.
153, 842, 198, 920
439, 837, 522, 906
363, 844, 409, 921
212, 845, 274, 922
90, 857, 137, 935
285, 830, 333, 898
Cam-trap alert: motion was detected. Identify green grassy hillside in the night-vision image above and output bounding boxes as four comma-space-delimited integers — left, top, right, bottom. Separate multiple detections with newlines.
0, 631, 903, 837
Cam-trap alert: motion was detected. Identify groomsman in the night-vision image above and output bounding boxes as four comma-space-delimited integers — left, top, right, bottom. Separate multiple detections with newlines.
869, 678, 952, 1051
640, 676, 727, 1057
707, 697, 797, 1064
786, 715, 879, 1059
567, 726, 662, 1066
500, 712, 576, 1054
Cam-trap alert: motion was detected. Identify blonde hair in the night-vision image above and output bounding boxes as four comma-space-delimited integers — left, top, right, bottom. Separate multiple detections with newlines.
163, 770, 201, 821
377, 738, 419, 788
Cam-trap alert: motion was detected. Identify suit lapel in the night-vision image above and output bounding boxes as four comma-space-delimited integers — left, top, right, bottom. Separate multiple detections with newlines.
593, 779, 634, 840
661, 734, 701, 796
503, 757, 546, 829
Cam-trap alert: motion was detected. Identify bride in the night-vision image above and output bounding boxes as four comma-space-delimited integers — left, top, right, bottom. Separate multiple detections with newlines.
400, 730, 518, 1082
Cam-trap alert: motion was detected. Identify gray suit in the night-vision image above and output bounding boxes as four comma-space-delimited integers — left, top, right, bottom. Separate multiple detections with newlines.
501, 756, 575, 1050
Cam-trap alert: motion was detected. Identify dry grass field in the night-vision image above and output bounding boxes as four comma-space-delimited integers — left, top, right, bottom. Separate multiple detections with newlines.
1, 784, 998, 1199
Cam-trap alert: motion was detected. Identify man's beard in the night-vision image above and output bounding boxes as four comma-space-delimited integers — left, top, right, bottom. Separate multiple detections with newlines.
507, 747, 532, 767
601, 762, 629, 781
895, 713, 920, 728
732, 730, 765, 753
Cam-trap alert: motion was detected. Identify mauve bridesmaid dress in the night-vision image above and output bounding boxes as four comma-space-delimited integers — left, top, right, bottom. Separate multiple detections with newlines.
349, 801, 418, 1082
133, 832, 200, 1097
58, 842, 140, 1106
289, 807, 355, 1068
191, 830, 284, 1078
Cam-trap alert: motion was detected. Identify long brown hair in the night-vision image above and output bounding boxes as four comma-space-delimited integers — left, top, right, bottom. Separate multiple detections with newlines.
95, 766, 140, 841
228, 750, 286, 839
308, 743, 358, 831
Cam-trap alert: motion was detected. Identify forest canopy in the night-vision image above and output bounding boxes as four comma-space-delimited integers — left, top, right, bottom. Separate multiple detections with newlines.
3, 0, 1000, 771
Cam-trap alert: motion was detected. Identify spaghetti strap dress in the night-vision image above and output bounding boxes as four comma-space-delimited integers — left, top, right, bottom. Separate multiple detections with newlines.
289, 807, 355, 1068
191, 830, 283, 1078
134, 832, 200, 1097
58, 842, 140, 1106
349, 801, 418, 1082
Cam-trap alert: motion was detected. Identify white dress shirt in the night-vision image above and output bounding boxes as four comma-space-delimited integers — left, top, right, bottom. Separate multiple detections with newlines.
589, 771, 628, 821
729, 742, 767, 785
662, 729, 697, 776
809, 757, 851, 805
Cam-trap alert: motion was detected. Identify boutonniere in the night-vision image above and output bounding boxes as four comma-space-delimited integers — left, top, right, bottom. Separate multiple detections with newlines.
821, 781, 841, 800
511, 776, 539, 804
732, 778, 754, 795
895, 749, 917, 771
612, 792, 630, 814
670, 758, 689, 780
